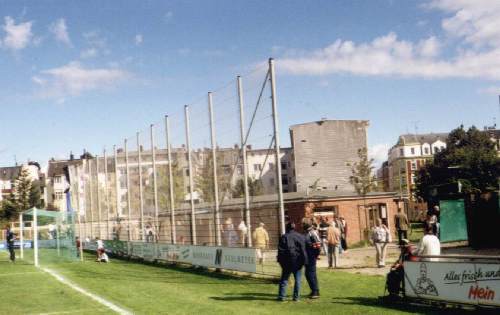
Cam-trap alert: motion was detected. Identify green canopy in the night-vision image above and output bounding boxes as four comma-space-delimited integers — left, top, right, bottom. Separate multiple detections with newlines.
22, 207, 63, 218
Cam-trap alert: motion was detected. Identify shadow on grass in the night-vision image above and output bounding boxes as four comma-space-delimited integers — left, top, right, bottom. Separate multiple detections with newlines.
210, 292, 278, 302
54, 254, 275, 285
331, 297, 477, 314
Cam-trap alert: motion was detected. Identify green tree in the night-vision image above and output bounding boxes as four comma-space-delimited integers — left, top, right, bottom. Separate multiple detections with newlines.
348, 147, 377, 240
29, 180, 44, 209
195, 154, 232, 203
13, 167, 33, 212
232, 177, 263, 198
144, 161, 185, 209
416, 125, 500, 200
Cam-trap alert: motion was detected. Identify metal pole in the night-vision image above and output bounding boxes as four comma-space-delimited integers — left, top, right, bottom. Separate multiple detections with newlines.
33, 207, 38, 267
269, 58, 285, 236
185, 105, 197, 245
208, 92, 221, 246
151, 124, 159, 242
95, 155, 102, 239
165, 115, 176, 244
237, 76, 252, 247
75, 164, 84, 261
103, 149, 110, 240
113, 145, 120, 231
87, 158, 94, 240
19, 213, 23, 259
124, 139, 132, 247
137, 132, 145, 242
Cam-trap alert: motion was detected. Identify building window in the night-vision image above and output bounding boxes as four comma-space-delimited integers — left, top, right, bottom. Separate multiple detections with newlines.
55, 191, 64, 200
281, 175, 288, 185
253, 164, 262, 172
185, 169, 190, 176
399, 148, 404, 156
424, 147, 429, 155
440, 146, 445, 151
411, 161, 417, 170
434, 147, 439, 154
236, 165, 243, 175
410, 148, 415, 155
54, 176, 62, 183
281, 162, 287, 170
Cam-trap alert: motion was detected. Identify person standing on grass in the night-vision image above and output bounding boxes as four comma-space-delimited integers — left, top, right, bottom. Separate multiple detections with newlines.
5, 225, 16, 262
253, 222, 269, 265
76, 236, 81, 258
303, 218, 321, 299
371, 218, 390, 268
277, 222, 307, 302
96, 237, 104, 262
327, 221, 341, 268
394, 208, 409, 245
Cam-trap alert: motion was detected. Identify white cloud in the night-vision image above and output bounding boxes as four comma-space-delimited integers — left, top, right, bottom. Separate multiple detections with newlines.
1, 16, 33, 51
134, 34, 143, 46
369, 143, 390, 169
32, 61, 130, 100
49, 18, 71, 46
277, 1, 500, 81
80, 48, 98, 59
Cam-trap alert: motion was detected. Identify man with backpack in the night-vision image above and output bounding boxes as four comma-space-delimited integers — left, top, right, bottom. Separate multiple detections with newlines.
303, 218, 321, 299
277, 222, 308, 301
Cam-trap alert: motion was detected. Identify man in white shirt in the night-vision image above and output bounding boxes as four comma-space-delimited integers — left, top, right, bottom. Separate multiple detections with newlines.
414, 225, 441, 261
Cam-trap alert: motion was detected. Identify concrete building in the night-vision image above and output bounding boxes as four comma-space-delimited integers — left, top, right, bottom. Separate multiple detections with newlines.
290, 120, 369, 193
46, 158, 83, 211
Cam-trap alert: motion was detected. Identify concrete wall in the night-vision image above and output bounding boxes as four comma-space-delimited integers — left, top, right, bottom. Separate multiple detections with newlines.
290, 120, 368, 193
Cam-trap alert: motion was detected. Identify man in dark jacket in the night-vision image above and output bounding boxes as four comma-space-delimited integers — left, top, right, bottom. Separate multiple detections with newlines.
303, 218, 321, 299
277, 222, 307, 301
5, 225, 16, 262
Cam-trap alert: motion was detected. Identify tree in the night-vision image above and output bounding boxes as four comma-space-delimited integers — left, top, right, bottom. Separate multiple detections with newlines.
29, 180, 44, 209
143, 161, 185, 210
416, 125, 500, 200
232, 177, 263, 198
12, 166, 33, 213
195, 154, 232, 203
348, 147, 377, 240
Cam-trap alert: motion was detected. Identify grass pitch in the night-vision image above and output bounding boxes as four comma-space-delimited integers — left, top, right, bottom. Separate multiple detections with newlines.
0, 250, 469, 315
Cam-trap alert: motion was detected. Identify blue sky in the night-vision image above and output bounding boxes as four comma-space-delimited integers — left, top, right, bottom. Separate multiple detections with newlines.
0, 0, 499, 168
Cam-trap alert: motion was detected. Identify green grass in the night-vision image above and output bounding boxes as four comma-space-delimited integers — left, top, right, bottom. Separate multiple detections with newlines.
0, 250, 473, 315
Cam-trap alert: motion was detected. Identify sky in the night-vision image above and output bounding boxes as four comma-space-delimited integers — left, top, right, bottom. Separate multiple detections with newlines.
1, 0, 499, 169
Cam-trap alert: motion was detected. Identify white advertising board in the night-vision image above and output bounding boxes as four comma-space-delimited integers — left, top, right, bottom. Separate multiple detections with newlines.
405, 260, 500, 307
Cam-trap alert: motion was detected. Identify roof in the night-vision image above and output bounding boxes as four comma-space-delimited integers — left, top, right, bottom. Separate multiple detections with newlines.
47, 159, 83, 178
0, 166, 21, 181
290, 119, 369, 130
397, 133, 449, 146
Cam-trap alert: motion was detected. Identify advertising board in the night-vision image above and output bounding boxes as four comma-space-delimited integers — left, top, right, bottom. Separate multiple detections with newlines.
405, 260, 500, 307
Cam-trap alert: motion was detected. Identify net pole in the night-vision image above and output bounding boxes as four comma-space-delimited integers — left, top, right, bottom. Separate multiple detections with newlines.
87, 158, 94, 240
19, 213, 23, 259
75, 164, 84, 261
103, 149, 110, 240
238, 76, 252, 247
208, 93, 221, 246
124, 139, 132, 251
56, 216, 60, 256
33, 207, 39, 267
113, 145, 120, 235
137, 132, 145, 242
165, 115, 176, 244
96, 155, 102, 239
150, 124, 159, 243
269, 58, 285, 236
185, 105, 197, 245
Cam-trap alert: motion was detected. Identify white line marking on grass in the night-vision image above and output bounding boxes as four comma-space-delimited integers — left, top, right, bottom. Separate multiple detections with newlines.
41, 267, 133, 315
35, 309, 93, 315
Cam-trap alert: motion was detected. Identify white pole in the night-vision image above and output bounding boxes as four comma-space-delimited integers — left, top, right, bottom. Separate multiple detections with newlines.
56, 216, 60, 256
208, 93, 221, 246
151, 124, 159, 242
185, 105, 197, 245
95, 156, 102, 239
19, 213, 23, 259
124, 139, 132, 249
237, 76, 252, 247
137, 132, 145, 241
165, 115, 176, 244
113, 145, 120, 233
75, 164, 84, 261
33, 207, 39, 267
269, 58, 286, 236
87, 158, 94, 240
103, 149, 110, 240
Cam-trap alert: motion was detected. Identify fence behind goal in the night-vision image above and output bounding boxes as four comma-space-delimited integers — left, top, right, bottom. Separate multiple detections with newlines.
63, 59, 285, 275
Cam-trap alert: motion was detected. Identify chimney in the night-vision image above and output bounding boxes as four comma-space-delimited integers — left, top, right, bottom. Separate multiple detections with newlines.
70, 151, 74, 161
